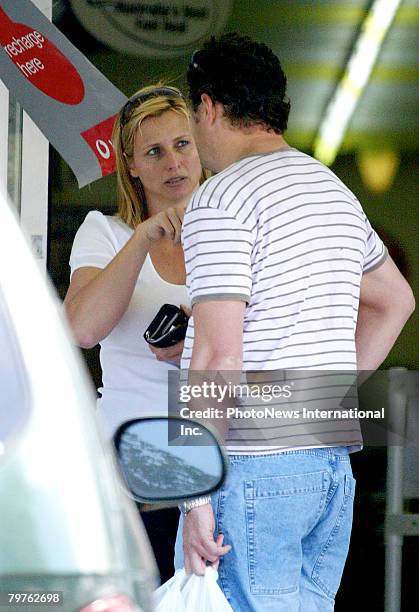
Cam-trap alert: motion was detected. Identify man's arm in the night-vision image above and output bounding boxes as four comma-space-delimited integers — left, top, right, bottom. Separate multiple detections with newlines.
356, 256, 415, 370
189, 299, 245, 438
183, 299, 245, 575
190, 300, 245, 369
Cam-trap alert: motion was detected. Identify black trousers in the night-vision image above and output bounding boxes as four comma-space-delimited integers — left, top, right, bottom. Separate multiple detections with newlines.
137, 505, 180, 584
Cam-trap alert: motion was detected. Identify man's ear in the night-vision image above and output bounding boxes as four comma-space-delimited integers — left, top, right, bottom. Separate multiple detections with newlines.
200, 93, 218, 125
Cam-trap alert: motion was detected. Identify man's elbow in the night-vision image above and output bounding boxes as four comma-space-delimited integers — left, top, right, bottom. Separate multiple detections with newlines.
390, 283, 415, 324
373, 278, 415, 320
404, 286, 416, 317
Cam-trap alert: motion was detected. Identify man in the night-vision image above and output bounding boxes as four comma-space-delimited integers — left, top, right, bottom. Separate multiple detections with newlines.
174, 33, 415, 611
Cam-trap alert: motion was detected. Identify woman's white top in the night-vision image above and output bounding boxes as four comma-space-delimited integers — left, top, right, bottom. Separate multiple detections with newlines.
69, 211, 190, 436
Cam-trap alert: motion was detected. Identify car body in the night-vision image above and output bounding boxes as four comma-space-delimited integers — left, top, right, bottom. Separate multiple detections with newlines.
0, 194, 158, 611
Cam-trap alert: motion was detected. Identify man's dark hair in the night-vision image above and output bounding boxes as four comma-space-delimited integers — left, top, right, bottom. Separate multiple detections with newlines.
187, 32, 291, 134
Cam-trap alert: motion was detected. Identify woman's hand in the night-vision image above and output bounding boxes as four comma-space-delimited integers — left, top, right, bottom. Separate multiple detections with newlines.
148, 304, 192, 365
149, 340, 184, 366
140, 204, 186, 244
180, 304, 192, 318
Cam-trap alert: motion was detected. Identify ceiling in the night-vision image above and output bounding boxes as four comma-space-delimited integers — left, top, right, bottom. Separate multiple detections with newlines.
231, 0, 419, 152
53, 0, 418, 154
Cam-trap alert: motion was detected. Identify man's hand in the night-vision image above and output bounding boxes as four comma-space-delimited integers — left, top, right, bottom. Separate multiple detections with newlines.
183, 504, 231, 575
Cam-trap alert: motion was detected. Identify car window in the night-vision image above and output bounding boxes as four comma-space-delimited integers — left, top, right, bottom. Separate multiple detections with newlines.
0, 286, 31, 460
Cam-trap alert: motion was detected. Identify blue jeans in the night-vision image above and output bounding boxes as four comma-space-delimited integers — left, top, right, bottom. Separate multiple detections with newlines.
174, 447, 356, 611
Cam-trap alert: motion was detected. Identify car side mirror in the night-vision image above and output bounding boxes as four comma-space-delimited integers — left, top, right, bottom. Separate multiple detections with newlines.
113, 417, 227, 503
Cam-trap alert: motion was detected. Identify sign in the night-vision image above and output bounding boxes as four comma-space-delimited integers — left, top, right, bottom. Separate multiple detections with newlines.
0, 0, 127, 187
70, 0, 232, 58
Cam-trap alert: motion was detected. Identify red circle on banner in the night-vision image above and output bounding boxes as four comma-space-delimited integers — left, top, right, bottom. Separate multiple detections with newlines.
0, 9, 85, 105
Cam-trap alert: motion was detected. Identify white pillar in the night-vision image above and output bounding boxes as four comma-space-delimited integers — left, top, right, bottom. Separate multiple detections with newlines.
18, 0, 52, 274
0, 81, 8, 201
19, 111, 49, 273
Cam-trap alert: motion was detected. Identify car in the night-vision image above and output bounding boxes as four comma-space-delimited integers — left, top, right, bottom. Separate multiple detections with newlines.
0, 193, 226, 612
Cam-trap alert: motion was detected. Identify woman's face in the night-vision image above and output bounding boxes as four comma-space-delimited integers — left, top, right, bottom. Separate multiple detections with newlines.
128, 110, 202, 208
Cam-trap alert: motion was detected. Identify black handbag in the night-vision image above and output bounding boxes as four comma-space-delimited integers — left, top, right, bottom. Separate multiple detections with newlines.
143, 304, 189, 348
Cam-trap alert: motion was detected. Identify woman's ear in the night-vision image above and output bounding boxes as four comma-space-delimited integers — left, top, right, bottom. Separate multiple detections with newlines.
128, 166, 139, 179
124, 153, 139, 178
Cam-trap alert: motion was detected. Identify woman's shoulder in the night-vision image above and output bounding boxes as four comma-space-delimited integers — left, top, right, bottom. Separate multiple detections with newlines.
77, 209, 108, 230
72, 211, 132, 253
79, 211, 131, 235
82, 209, 113, 226
70, 211, 132, 264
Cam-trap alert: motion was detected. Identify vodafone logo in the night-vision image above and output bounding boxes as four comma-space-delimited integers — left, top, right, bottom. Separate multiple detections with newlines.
0, 7, 85, 105
81, 114, 118, 176
70, 0, 232, 58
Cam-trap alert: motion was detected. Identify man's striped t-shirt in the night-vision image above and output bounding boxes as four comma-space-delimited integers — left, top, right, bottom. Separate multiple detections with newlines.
180, 148, 387, 454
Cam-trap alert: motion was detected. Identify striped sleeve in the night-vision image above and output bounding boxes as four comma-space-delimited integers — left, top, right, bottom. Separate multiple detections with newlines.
182, 205, 253, 305
363, 217, 388, 272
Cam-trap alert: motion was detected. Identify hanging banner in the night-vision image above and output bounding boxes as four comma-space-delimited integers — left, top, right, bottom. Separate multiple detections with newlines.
0, 0, 127, 187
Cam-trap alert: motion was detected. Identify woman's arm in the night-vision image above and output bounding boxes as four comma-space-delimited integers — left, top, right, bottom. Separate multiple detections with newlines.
64, 225, 151, 348
64, 206, 185, 348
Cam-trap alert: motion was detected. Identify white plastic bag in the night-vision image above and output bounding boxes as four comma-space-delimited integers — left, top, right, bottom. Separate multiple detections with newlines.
182, 566, 233, 611
153, 569, 188, 612
154, 567, 233, 612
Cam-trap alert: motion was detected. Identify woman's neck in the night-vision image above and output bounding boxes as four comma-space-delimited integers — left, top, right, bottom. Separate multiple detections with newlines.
146, 195, 191, 218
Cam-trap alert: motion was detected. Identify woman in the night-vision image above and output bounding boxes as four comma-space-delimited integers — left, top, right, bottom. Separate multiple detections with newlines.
64, 84, 203, 581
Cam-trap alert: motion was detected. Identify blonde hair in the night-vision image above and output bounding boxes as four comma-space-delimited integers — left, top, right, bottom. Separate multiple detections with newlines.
112, 84, 193, 229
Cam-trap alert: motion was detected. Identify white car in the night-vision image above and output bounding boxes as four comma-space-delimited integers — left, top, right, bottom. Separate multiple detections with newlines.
0, 195, 226, 612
